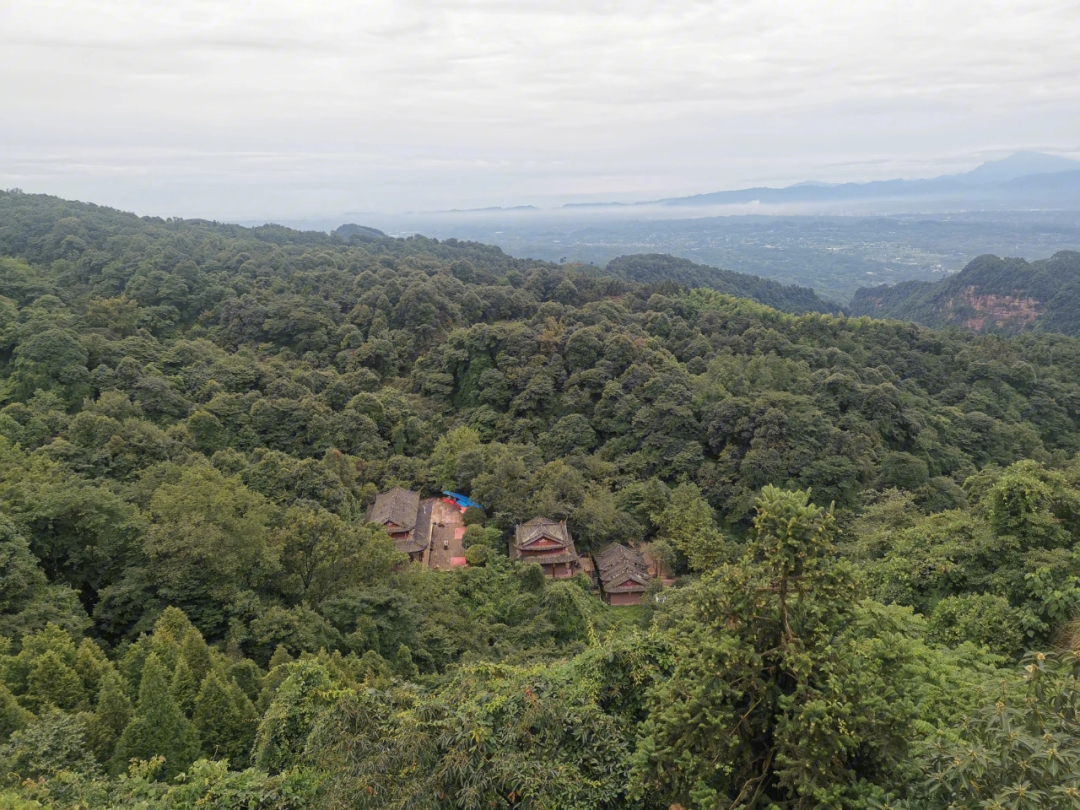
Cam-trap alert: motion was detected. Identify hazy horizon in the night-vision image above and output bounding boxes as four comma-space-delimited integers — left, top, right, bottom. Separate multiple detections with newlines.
3, 0, 1080, 220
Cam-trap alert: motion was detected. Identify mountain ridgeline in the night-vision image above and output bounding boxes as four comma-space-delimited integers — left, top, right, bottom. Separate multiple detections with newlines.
601, 253, 840, 314
7, 189, 1080, 808
328, 230, 843, 315
574, 151, 1080, 210
850, 250, 1080, 335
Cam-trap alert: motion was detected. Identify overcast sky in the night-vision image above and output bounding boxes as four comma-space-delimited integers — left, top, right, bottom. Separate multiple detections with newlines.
2, 0, 1079, 219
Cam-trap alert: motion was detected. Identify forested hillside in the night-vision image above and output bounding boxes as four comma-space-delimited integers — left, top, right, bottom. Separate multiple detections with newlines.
601, 253, 840, 314
850, 250, 1080, 335
4, 189, 1080, 808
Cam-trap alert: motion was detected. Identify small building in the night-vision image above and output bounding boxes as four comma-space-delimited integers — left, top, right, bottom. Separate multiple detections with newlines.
511, 517, 580, 578
367, 487, 429, 563
594, 543, 652, 605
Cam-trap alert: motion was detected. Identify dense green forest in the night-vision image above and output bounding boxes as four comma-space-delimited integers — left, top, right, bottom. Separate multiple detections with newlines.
4, 189, 1080, 808
596, 254, 839, 315
850, 251, 1080, 336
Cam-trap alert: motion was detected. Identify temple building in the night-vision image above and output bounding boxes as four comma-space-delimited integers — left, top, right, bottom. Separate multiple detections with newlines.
593, 543, 652, 605
511, 517, 580, 578
367, 487, 431, 563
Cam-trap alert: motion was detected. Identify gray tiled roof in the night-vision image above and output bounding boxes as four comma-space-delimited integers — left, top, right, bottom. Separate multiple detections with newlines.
511, 517, 579, 564
595, 543, 645, 573
593, 543, 651, 593
368, 487, 420, 532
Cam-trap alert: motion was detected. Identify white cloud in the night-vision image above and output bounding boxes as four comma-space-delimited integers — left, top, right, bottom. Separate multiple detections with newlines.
1, 0, 1078, 216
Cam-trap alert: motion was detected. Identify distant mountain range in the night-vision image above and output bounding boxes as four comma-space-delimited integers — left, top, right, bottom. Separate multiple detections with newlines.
564, 152, 1080, 210
849, 250, 1080, 335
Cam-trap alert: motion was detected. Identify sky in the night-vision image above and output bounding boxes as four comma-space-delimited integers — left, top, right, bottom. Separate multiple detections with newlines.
2, 0, 1080, 219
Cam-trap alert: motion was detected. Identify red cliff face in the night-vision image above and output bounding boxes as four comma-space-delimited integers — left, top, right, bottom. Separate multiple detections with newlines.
945, 286, 1040, 331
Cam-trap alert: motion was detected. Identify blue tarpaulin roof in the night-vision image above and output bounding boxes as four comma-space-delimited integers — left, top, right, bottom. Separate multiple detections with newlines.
443, 491, 482, 510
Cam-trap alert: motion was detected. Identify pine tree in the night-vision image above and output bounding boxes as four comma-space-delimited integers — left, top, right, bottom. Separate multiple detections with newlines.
267, 644, 293, 672
170, 656, 198, 716
152, 606, 196, 645
264, 644, 294, 697
227, 658, 264, 704
113, 652, 200, 779
632, 486, 921, 809
0, 682, 33, 740
74, 638, 111, 698
193, 671, 257, 764
25, 649, 86, 712
179, 626, 211, 684
86, 670, 131, 766
231, 679, 259, 761
394, 644, 420, 680
140, 606, 194, 677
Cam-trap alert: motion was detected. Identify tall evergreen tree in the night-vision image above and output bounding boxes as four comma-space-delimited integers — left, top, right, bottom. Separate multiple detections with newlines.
0, 682, 32, 740
25, 649, 85, 712
113, 652, 199, 779
393, 643, 420, 680
170, 656, 198, 717
267, 644, 293, 672
632, 487, 922, 809
85, 669, 131, 766
654, 482, 733, 572
179, 626, 212, 684
193, 670, 257, 764
74, 639, 112, 699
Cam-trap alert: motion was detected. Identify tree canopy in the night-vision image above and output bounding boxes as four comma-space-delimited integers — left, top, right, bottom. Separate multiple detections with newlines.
2, 189, 1080, 808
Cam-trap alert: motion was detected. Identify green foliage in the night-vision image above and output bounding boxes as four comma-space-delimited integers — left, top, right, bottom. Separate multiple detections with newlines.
113, 653, 200, 780
429, 427, 482, 491
193, 671, 257, 764
309, 638, 670, 810
604, 253, 838, 315
906, 650, 1080, 810
463, 544, 489, 566
1, 623, 81, 707
4, 191, 1080, 806
461, 524, 487, 548
0, 516, 47, 617
25, 649, 85, 712
654, 483, 730, 573
127, 759, 318, 809
0, 509, 91, 643
2, 757, 319, 809
85, 670, 130, 765
276, 504, 395, 605
252, 660, 333, 774
462, 506, 485, 526
633, 487, 920, 809
8, 328, 91, 406
392, 644, 419, 681
984, 459, 1079, 549
144, 465, 276, 632
0, 682, 32, 741
179, 627, 211, 686
879, 451, 930, 490
927, 593, 1026, 657
169, 657, 198, 716
855, 459, 1080, 649
0, 708, 98, 782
